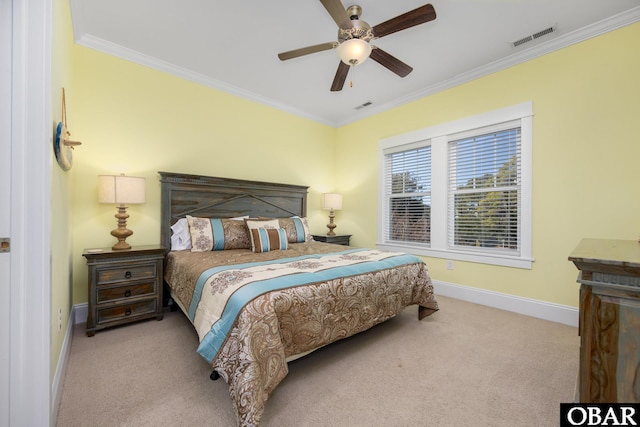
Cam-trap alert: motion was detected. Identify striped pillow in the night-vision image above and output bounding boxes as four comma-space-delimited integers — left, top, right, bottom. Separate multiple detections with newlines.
278, 216, 313, 243
250, 228, 288, 253
186, 216, 251, 252
258, 216, 313, 243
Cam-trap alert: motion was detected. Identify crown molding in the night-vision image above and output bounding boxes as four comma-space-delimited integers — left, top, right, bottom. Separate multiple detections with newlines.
337, 5, 640, 127
74, 6, 640, 128
74, 34, 335, 127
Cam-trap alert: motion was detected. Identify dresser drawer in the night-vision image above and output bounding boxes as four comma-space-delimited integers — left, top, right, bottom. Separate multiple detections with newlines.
97, 282, 156, 304
97, 263, 157, 285
96, 299, 157, 324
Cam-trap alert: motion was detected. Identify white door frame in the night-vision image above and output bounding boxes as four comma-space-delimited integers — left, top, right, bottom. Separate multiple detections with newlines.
0, 0, 12, 423
4, 0, 52, 425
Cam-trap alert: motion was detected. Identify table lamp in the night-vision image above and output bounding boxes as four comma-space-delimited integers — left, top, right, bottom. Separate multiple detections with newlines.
322, 193, 343, 236
98, 174, 146, 250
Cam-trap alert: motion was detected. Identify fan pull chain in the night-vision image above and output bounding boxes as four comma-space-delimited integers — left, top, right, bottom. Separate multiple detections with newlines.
349, 65, 355, 88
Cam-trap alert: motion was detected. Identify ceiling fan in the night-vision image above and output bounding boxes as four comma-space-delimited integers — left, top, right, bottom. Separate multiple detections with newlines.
277, 1, 437, 92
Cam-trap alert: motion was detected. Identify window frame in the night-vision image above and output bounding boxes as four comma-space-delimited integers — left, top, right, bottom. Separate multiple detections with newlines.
377, 102, 533, 269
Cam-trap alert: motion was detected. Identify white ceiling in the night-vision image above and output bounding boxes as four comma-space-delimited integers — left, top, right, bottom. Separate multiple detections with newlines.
69, 0, 640, 127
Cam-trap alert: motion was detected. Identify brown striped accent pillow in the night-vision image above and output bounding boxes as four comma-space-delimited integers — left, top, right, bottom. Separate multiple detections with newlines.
249, 228, 288, 253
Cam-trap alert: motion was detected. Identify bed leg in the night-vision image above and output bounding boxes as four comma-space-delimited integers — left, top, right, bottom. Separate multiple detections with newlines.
169, 301, 178, 312
419, 305, 437, 320
210, 370, 220, 381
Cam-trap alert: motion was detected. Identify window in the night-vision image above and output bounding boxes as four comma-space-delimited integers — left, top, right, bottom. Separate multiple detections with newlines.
448, 124, 520, 253
384, 145, 431, 244
378, 102, 533, 269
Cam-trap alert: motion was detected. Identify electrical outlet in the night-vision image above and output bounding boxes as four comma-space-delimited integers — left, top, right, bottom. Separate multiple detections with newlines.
58, 307, 62, 331
446, 260, 454, 270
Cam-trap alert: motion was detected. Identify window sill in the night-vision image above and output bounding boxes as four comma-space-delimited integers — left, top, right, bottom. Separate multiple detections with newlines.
376, 242, 534, 269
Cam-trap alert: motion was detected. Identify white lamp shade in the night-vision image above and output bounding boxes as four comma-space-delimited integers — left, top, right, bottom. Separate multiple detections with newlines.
336, 39, 371, 66
98, 175, 146, 205
322, 193, 343, 211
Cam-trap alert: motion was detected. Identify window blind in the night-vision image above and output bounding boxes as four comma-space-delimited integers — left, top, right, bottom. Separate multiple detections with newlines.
383, 144, 431, 244
447, 126, 521, 254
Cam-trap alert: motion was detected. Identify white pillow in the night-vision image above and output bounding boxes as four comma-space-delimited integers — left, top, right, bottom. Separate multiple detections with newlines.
170, 218, 191, 251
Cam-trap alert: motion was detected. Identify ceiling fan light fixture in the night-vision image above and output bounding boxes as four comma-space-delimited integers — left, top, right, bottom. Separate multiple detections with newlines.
336, 38, 371, 66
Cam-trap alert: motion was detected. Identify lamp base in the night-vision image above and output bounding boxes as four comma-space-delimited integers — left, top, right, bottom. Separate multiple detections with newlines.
110, 236, 132, 251
326, 209, 337, 236
110, 205, 133, 251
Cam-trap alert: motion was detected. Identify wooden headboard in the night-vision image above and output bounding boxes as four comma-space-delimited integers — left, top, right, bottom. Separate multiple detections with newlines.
159, 171, 308, 252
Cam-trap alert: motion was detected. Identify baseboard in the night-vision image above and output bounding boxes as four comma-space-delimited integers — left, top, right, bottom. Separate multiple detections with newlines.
50, 307, 75, 424
432, 279, 579, 327
74, 303, 88, 325
72, 285, 578, 328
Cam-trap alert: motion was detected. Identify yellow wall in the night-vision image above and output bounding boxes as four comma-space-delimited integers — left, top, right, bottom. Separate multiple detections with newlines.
70, 46, 337, 304
53, 1, 638, 393
335, 22, 640, 307
51, 0, 76, 381
64, 16, 639, 312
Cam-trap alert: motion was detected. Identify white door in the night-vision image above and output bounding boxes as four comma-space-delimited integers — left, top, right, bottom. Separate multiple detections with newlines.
0, 0, 12, 423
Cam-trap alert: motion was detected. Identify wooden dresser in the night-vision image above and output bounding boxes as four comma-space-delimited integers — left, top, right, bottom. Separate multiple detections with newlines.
83, 245, 165, 336
569, 238, 640, 403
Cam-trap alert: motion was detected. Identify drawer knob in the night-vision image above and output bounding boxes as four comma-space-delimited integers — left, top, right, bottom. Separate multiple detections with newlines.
124, 271, 132, 279
125, 308, 132, 316
124, 289, 131, 297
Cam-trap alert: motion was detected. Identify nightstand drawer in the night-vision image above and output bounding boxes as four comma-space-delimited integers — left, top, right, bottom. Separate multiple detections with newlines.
97, 263, 157, 285
97, 282, 156, 304
96, 299, 157, 324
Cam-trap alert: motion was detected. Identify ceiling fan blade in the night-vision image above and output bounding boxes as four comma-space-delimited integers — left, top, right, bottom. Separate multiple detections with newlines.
330, 62, 350, 92
372, 4, 436, 38
278, 42, 335, 61
370, 48, 413, 77
320, 0, 352, 29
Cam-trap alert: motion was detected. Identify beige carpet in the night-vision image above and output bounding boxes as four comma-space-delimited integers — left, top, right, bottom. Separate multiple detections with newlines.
56, 296, 578, 426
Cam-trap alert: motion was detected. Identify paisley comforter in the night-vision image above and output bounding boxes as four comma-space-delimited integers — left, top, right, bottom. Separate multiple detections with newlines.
165, 241, 438, 426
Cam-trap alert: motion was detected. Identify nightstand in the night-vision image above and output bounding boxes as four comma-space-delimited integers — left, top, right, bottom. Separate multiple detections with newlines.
312, 234, 351, 246
83, 245, 165, 336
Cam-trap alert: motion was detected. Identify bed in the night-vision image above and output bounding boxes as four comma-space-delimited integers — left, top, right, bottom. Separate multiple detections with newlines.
159, 171, 438, 426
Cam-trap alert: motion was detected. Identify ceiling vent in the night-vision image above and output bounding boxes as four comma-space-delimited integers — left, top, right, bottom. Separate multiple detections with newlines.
355, 101, 373, 110
512, 24, 557, 48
